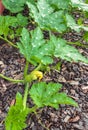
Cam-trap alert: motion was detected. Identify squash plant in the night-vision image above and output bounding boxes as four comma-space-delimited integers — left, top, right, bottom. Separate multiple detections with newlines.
0, 0, 88, 130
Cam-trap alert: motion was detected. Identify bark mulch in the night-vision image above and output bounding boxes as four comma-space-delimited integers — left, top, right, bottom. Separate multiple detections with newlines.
0, 37, 88, 130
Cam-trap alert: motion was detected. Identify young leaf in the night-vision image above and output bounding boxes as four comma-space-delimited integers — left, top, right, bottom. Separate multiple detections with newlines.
29, 82, 78, 109
27, 0, 67, 33
5, 92, 29, 130
2, 0, 26, 13
17, 27, 54, 65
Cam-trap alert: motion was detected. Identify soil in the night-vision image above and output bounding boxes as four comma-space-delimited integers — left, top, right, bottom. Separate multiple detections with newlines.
0, 37, 88, 130
0, 8, 88, 130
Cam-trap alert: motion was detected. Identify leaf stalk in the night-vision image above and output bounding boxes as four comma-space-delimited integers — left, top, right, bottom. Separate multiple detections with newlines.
0, 74, 24, 83
23, 83, 29, 110
0, 36, 18, 48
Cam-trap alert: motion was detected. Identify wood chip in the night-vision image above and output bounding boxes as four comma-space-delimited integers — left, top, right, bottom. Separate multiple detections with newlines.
69, 116, 80, 122
10, 99, 15, 106
82, 86, 88, 90
67, 80, 79, 85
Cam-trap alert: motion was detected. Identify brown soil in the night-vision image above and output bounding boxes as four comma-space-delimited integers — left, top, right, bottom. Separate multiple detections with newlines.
0, 39, 88, 130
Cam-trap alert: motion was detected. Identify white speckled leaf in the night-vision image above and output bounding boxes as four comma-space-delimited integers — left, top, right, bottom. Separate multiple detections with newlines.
66, 14, 88, 32
17, 27, 54, 65
47, 0, 70, 9
29, 82, 78, 109
27, 0, 67, 33
71, 0, 88, 12
50, 35, 88, 64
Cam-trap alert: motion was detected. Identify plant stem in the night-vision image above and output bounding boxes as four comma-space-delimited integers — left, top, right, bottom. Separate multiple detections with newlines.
0, 74, 24, 83
0, 36, 18, 48
23, 64, 43, 110
34, 63, 42, 71
24, 60, 29, 78
23, 83, 29, 110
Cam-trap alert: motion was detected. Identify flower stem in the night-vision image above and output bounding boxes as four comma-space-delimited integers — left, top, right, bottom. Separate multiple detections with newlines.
0, 74, 24, 83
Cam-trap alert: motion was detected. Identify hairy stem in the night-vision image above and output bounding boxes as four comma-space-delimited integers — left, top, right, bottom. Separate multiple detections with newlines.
0, 36, 18, 48
0, 74, 24, 83
24, 60, 29, 78
34, 63, 42, 71
23, 83, 29, 110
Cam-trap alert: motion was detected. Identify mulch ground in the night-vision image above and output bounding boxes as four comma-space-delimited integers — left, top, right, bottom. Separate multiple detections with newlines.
0, 36, 88, 130
0, 8, 88, 130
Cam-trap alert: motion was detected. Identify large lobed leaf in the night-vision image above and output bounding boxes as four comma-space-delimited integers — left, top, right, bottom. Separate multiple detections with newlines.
5, 92, 29, 130
29, 82, 78, 109
18, 27, 88, 65
17, 27, 54, 66
27, 0, 67, 33
47, 0, 88, 11
27, 0, 88, 33
51, 35, 88, 64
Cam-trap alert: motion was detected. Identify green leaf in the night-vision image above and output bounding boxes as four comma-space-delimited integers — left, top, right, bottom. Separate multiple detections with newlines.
50, 35, 88, 64
0, 16, 17, 37
5, 92, 29, 130
17, 27, 54, 65
50, 93, 78, 107
53, 62, 62, 72
83, 32, 88, 42
29, 82, 78, 109
18, 27, 88, 65
71, 0, 88, 12
0, 15, 28, 37
16, 13, 28, 27
27, 0, 67, 33
47, 0, 70, 9
65, 14, 80, 32
65, 14, 88, 32
2, 0, 26, 13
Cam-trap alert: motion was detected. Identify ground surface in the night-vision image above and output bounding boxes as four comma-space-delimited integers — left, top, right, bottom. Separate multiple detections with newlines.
0, 38, 88, 130
0, 7, 88, 130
